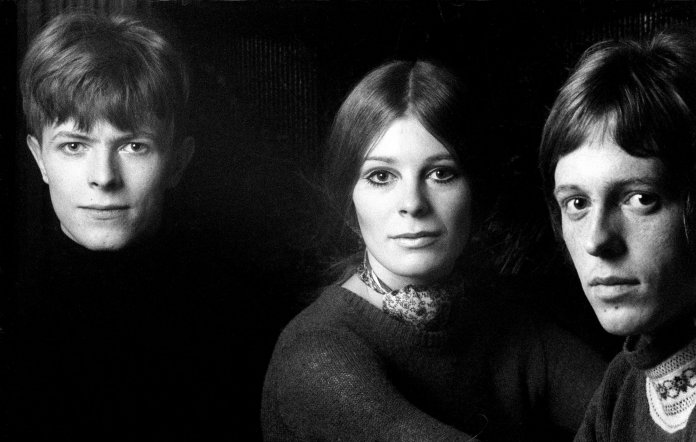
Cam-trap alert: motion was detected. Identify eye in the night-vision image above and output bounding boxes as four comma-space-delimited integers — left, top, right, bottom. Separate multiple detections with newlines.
365, 170, 396, 186
122, 142, 149, 154
428, 167, 458, 183
625, 193, 660, 213
562, 197, 590, 217
59, 142, 85, 155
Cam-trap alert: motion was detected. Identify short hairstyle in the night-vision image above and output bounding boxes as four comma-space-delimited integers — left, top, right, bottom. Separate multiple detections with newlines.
324, 60, 486, 235
539, 30, 696, 239
20, 11, 190, 143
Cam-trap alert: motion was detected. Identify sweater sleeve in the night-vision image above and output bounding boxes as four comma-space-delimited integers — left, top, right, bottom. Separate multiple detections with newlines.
262, 328, 480, 441
537, 323, 608, 433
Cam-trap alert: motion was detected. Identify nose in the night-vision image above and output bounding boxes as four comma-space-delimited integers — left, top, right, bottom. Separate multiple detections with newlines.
398, 178, 429, 217
88, 149, 122, 190
583, 207, 626, 258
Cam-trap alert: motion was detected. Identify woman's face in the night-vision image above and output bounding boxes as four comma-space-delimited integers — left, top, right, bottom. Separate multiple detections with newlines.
352, 117, 472, 289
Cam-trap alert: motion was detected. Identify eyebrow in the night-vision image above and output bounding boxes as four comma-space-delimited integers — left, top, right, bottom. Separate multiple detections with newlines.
50, 130, 156, 144
363, 153, 455, 164
553, 177, 663, 198
50, 131, 94, 143
553, 184, 582, 198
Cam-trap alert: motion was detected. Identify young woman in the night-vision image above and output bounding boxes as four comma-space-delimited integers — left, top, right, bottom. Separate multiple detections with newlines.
261, 60, 606, 441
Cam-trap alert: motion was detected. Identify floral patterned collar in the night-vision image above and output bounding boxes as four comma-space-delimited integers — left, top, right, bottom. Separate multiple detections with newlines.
356, 253, 463, 331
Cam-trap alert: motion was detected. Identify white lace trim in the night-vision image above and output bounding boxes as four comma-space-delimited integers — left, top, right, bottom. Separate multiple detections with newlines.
646, 338, 696, 433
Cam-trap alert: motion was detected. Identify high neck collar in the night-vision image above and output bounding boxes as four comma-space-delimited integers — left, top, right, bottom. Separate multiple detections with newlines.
46, 218, 165, 262
643, 335, 696, 434
356, 253, 464, 331
336, 285, 455, 347
625, 315, 696, 370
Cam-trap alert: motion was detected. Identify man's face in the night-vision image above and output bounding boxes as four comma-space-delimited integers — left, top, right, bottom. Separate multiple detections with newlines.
28, 118, 192, 251
553, 138, 696, 336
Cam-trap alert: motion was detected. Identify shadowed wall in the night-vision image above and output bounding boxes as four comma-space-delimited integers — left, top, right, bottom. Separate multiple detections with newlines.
7, 0, 696, 368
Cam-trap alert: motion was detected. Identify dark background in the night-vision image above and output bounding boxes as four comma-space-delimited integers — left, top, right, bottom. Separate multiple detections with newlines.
4, 0, 696, 427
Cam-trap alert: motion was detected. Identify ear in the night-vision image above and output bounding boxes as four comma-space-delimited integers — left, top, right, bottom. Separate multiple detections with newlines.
27, 135, 49, 184
168, 136, 195, 188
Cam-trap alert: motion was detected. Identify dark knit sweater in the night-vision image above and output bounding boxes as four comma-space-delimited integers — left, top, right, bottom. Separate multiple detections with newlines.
575, 320, 696, 441
6, 224, 268, 441
262, 285, 606, 441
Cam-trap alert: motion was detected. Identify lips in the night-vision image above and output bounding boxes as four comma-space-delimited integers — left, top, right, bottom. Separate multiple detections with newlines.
390, 231, 441, 248
589, 276, 639, 286
80, 205, 129, 220
587, 276, 640, 301
392, 231, 439, 239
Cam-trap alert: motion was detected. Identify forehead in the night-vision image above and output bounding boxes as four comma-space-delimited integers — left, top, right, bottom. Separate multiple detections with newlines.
41, 117, 170, 142
365, 117, 451, 161
554, 139, 665, 193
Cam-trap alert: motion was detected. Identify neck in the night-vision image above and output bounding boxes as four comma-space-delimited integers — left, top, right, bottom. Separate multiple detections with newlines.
342, 273, 382, 308
365, 251, 450, 290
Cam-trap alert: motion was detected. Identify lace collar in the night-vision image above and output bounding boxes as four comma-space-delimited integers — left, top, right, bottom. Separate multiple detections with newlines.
645, 337, 696, 433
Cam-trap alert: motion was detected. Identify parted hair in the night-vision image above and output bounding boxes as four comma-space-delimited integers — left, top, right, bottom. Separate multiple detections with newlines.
323, 60, 485, 234
539, 29, 696, 239
20, 11, 189, 143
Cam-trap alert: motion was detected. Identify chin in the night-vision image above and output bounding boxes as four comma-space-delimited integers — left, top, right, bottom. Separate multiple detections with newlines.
595, 310, 653, 337
77, 238, 132, 251
394, 261, 450, 284
598, 320, 637, 337
66, 228, 137, 252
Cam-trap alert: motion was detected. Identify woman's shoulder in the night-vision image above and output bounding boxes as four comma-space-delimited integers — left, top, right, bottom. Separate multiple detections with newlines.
286, 285, 358, 326
263, 286, 386, 402
272, 285, 372, 351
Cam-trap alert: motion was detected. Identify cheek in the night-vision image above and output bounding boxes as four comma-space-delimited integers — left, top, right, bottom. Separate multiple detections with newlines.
450, 202, 471, 242
45, 164, 80, 201
352, 186, 381, 232
561, 220, 581, 253
561, 223, 589, 275
443, 188, 472, 239
637, 216, 689, 278
354, 208, 380, 244
127, 161, 169, 200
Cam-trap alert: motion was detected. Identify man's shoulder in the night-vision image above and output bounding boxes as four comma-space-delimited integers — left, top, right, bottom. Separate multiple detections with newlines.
602, 349, 640, 389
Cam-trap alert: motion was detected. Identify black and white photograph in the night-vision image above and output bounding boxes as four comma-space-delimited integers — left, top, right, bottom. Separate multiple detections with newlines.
4, 1, 696, 440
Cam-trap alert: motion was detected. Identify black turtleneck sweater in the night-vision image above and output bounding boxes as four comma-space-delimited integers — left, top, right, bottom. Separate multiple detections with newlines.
6, 223, 267, 440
